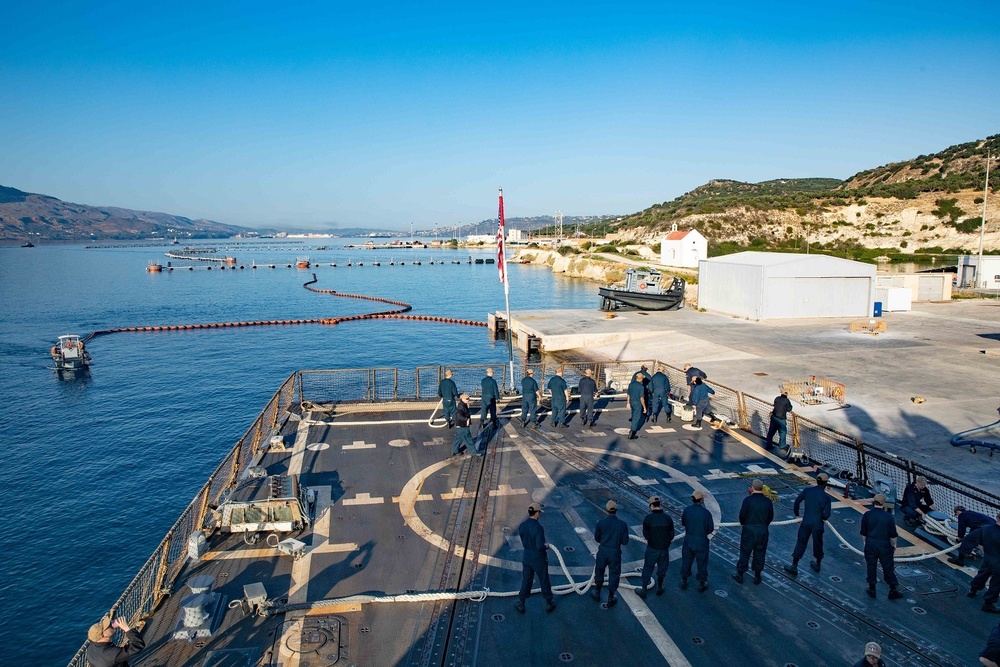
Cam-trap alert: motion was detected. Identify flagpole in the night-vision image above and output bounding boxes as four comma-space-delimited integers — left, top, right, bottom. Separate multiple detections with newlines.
498, 188, 515, 393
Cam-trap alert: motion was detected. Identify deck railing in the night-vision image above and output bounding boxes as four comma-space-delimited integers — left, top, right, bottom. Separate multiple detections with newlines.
68, 361, 1000, 666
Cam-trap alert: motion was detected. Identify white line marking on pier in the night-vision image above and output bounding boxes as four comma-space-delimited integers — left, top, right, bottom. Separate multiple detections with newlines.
342, 493, 384, 506
342, 440, 376, 450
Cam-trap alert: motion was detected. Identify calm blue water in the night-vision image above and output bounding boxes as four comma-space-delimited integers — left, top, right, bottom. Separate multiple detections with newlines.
0, 240, 595, 665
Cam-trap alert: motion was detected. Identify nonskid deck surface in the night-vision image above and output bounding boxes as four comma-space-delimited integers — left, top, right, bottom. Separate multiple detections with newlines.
135, 398, 995, 667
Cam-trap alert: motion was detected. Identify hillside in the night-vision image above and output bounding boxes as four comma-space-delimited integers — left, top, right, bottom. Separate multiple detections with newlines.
617, 135, 1000, 258
0, 185, 250, 241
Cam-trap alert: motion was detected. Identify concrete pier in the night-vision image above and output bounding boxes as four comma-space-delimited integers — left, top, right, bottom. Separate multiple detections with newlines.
502, 300, 1000, 491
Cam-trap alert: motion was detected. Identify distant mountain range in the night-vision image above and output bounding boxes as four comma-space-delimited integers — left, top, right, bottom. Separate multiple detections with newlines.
0, 185, 251, 241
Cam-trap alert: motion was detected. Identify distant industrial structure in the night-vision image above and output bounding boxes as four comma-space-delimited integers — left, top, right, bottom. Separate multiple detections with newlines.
697, 251, 876, 320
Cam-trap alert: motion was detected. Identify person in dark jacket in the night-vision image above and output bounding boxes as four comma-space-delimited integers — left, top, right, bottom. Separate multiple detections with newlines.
784, 473, 833, 576
638, 496, 675, 599
515, 503, 556, 614
980, 622, 1000, 667
86, 616, 144, 667
968, 513, 1000, 613
950, 505, 994, 566
900, 475, 934, 526
638, 364, 652, 416
480, 368, 500, 429
733, 479, 774, 585
591, 500, 630, 607
577, 368, 599, 426
680, 489, 714, 592
764, 390, 793, 450
452, 393, 475, 456
861, 493, 903, 600
547, 367, 570, 428
437, 369, 459, 428
852, 641, 886, 667
687, 376, 715, 428
626, 372, 646, 439
649, 369, 672, 423
520, 369, 541, 428
683, 363, 707, 400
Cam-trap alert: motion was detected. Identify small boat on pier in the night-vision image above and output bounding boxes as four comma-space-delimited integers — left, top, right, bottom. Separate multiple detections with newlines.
599, 268, 686, 311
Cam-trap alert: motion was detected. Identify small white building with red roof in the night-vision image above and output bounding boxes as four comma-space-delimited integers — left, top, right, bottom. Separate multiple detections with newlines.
659, 224, 707, 268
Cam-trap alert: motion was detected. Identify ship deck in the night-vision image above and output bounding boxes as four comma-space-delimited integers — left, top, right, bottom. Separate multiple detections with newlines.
130, 395, 995, 667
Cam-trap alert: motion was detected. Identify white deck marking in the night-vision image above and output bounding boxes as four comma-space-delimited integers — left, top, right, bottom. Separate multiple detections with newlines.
422, 437, 447, 446
578, 430, 607, 437
704, 469, 739, 480
392, 494, 433, 503
613, 428, 631, 435
746, 464, 779, 475
310, 541, 360, 554
488, 484, 528, 497
388, 439, 410, 447
342, 440, 376, 450
342, 493, 384, 506
661, 476, 686, 484
645, 425, 676, 434
510, 428, 692, 666
441, 487, 478, 500
628, 475, 659, 486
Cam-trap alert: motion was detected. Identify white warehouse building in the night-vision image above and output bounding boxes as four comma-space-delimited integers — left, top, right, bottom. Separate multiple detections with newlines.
697, 252, 876, 320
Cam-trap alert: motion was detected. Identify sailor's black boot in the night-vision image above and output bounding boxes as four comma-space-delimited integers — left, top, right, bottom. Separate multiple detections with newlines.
656, 578, 665, 596
606, 592, 618, 608
810, 559, 821, 573
784, 559, 799, 577
590, 585, 602, 603
888, 587, 903, 600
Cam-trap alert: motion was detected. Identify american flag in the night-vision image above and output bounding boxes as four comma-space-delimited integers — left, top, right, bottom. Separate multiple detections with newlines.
496, 188, 507, 285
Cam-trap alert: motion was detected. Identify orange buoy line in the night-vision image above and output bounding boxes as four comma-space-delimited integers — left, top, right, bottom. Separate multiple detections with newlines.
80, 274, 486, 344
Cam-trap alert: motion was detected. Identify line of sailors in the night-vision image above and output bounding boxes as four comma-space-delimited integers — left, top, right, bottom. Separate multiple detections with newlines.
516, 474, 1000, 661
436, 363, 717, 452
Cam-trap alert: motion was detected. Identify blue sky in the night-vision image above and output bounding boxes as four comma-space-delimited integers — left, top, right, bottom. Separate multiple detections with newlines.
1, 1, 998, 230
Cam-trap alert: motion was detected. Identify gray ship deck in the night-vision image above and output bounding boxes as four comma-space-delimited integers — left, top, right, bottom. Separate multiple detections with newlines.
122, 392, 998, 667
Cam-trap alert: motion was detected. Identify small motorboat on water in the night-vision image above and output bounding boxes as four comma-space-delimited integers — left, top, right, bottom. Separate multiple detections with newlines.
599, 268, 686, 311
21, 241, 35, 247
296, 257, 311, 269
147, 261, 163, 272
51, 335, 91, 371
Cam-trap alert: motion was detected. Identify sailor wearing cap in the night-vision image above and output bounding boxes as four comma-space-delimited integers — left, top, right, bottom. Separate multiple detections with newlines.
900, 475, 935, 527
577, 368, 598, 427
515, 503, 556, 614
591, 500, 630, 607
86, 615, 144, 667
680, 489, 715, 592
861, 493, 903, 600
638, 496, 675, 599
547, 367, 570, 428
785, 473, 833, 577
480, 368, 501, 429
626, 373, 646, 440
852, 641, 885, 667
733, 479, 774, 586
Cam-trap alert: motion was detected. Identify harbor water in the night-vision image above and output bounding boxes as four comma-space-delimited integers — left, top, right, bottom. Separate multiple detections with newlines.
0, 241, 595, 665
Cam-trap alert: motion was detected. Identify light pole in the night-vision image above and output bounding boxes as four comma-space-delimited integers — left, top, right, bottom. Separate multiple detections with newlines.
977, 152, 995, 288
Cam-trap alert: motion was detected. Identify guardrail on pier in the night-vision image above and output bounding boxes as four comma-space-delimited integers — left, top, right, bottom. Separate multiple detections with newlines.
68, 361, 1000, 666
